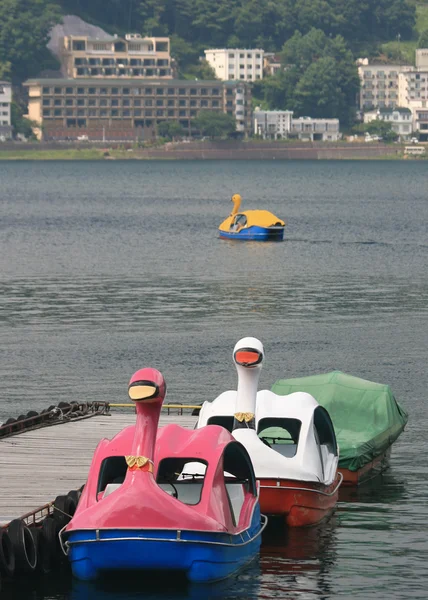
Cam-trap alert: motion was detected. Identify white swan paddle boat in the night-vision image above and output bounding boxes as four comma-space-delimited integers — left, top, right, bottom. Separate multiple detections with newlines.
195, 338, 342, 527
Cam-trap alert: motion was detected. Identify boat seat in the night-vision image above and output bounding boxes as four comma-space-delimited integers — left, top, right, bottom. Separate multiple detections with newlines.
158, 482, 203, 505
103, 483, 122, 498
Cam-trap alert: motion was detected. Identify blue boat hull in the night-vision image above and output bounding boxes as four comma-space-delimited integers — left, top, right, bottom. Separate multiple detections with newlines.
219, 225, 284, 241
64, 510, 263, 583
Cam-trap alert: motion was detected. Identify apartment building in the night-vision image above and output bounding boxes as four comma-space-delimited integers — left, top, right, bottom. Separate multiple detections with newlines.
358, 63, 414, 109
204, 49, 264, 81
23, 78, 252, 140
254, 110, 340, 141
0, 81, 12, 140
254, 110, 293, 138
398, 70, 428, 107
58, 33, 172, 79
291, 117, 340, 141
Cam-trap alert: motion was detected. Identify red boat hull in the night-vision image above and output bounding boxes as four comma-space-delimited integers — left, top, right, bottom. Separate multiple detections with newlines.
339, 447, 391, 486
258, 475, 341, 527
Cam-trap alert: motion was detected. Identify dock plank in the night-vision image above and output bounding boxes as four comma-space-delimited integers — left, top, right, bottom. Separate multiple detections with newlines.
0, 412, 197, 525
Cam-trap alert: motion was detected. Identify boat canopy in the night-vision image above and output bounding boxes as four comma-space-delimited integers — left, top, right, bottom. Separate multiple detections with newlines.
271, 371, 408, 471
219, 210, 285, 232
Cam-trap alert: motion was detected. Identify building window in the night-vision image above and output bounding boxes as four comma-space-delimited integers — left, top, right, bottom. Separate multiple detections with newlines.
156, 88, 164, 95
168, 88, 175, 95
100, 109, 108, 117
100, 88, 108, 95
145, 99, 153, 106
212, 88, 220, 96
54, 87, 62, 94
157, 109, 164, 116
77, 109, 85, 116
145, 88, 153, 95
43, 99, 50, 106
72, 40, 86, 51
65, 99, 74, 106
111, 109, 118, 117
112, 87, 119, 95
190, 110, 197, 117
168, 110, 174, 116
123, 88, 130, 95
77, 88, 85, 95
179, 109, 186, 117
42, 87, 50, 94
134, 109, 142, 116
190, 88, 197, 95
77, 99, 85, 106
229, 53, 235, 58
201, 100, 208, 107
145, 109, 152, 116
190, 100, 197, 107
123, 99, 130, 107
99, 99, 108, 107
54, 99, 62, 106
88, 88, 96, 95
134, 99, 141, 107
212, 100, 219, 108
156, 99, 164, 106
112, 99, 119, 107
200, 88, 207, 96
88, 99, 96, 107
167, 99, 174, 107
123, 109, 130, 117
54, 109, 62, 117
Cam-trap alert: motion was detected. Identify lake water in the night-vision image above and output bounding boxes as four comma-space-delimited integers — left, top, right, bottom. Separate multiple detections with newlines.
0, 159, 427, 599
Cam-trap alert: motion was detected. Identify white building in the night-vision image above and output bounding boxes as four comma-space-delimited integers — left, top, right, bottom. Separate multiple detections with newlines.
254, 110, 293, 138
363, 107, 413, 140
291, 117, 340, 141
0, 81, 12, 140
416, 49, 428, 70
254, 110, 340, 141
204, 48, 264, 82
358, 62, 413, 110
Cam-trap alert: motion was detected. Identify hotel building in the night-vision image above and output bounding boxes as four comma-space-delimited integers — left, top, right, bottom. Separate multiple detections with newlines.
58, 33, 172, 79
204, 49, 264, 81
23, 78, 252, 140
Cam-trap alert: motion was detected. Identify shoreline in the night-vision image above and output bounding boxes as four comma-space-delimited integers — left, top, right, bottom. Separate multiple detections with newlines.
0, 141, 425, 161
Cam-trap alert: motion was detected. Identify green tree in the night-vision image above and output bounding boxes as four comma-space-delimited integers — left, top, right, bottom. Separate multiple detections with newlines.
157, 120, 185, 139
418, 29, 428, 49
194, 110, 236, 138
0, 0, 61, 82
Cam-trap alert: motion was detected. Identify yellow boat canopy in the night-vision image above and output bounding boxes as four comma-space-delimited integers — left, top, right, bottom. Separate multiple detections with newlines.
219, 210, 285, 232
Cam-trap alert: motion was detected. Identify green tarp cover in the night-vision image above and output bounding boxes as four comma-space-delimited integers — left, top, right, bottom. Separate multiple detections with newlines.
271, 371, 408, 471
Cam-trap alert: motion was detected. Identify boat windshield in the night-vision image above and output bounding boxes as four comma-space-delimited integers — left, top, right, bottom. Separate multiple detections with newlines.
257, 418, 302, 458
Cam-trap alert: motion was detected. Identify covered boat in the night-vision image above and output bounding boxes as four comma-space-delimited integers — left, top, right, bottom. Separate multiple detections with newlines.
196, 338, 341, 527
271, 371, 408, 486
61, 367, 265, 583
218, 194, 285, 241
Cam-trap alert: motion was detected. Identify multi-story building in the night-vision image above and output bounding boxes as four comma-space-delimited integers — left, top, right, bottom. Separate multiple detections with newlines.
358, 62, 414, 110
416, 49, 428, 70
254, 110, 340, 141
58, 33, 172, 79
398, 70, 428, 107
23, 78, 252, 140
204, 49, 264, 81
291, 117, 340, 141
0, 81, 12, 140
363, 107, 413, 140
254, 110, 293, 138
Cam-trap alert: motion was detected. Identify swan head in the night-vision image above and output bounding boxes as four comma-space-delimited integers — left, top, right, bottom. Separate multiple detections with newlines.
233, 337, 264, 370
128, 368, 166, 405
231, 193, 242, 215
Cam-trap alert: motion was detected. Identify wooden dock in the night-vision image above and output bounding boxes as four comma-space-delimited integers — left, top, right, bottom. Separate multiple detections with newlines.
0, 411, 197, 526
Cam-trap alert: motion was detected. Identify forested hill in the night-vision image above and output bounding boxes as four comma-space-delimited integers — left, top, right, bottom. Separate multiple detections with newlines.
0, 0, 417, 84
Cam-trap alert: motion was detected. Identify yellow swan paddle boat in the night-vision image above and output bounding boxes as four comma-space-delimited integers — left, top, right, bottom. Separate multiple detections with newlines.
218, 194, 286, 241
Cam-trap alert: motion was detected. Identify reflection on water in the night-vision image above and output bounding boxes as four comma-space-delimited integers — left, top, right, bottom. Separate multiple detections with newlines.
260, 518, 338, 599
0, 160, 427, 599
